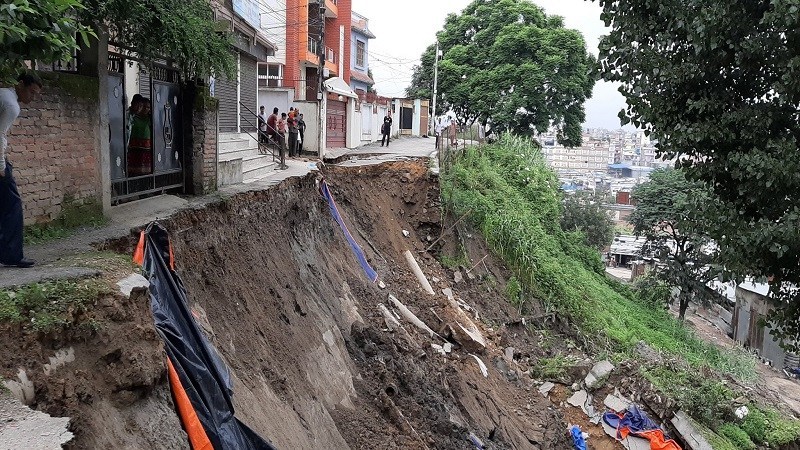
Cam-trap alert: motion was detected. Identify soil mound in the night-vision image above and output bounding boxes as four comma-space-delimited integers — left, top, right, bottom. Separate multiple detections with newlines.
1, 160, 571, 449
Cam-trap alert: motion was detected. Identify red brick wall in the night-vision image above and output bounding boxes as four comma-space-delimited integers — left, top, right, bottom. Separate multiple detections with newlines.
337, 0, 352, 84
191, 107, 218, 194
6, 72, 101, 225
285, 0, 302, 99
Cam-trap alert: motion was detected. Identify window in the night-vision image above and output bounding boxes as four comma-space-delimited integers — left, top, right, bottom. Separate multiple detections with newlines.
356, 40, 365, 67
259, 64, 283, 87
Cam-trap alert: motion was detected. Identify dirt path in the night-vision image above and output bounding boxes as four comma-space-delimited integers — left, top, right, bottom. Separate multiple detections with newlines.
683, 309, 800, 415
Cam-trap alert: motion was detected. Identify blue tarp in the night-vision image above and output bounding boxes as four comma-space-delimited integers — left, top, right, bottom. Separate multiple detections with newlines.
319, 179, 379, 282
570, 425, 586, 450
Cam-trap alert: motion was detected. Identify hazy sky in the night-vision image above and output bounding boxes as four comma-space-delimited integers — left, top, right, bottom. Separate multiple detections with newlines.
351, 0, 630, 130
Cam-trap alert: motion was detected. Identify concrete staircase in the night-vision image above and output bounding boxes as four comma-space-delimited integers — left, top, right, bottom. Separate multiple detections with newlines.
218, 133, 277, 186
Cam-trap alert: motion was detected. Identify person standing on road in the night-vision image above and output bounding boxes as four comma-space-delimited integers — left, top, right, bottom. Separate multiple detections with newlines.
0, 73, 42, 268
380, 113, 392, 147
277, 112, 287, 151
267, 107, 278, 144
298, 113, 306, 154
258, 105, 268, 145
287, 109, 299, 157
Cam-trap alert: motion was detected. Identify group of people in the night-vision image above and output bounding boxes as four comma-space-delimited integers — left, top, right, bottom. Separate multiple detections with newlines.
126, 94, 153, 177
258, 106, 305, 158
434, 113, 459, 149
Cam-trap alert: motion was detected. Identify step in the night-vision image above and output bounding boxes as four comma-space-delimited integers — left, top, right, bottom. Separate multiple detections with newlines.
219, 145, 261, 162
242, 155, 277, 183
219, 138, 252, 154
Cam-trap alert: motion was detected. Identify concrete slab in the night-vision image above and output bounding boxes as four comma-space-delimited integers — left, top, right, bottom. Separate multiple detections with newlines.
538, 382, 555, 397
568, 390, 589, 409
585, 360, 615, 389
116, 273, 149, 297
604, 393, 631, 413
0, 391, 73, 449
671, 411, 713, 450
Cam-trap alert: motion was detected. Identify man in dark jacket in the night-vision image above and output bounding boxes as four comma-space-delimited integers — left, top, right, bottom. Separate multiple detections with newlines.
380, 113, 392, 147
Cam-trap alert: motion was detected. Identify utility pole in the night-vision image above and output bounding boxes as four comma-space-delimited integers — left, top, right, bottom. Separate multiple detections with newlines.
431, 40, 440, 137
317, 4, 326, 159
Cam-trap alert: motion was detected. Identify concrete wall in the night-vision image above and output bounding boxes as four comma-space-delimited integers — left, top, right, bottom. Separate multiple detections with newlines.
258, 88, 295, 117
734, 286, 787, 366
295, 100, 319, 153
351, 99, 391, 146
412, 99, 421, 136
7, 72, 102, 224
346, 97, 359, 149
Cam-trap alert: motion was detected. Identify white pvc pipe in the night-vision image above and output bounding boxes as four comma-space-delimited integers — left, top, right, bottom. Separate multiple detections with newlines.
403, 250, 436, 296
388, 294, 440, 339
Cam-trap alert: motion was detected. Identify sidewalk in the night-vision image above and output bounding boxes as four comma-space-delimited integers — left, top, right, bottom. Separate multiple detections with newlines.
324, 136, 438, 163
0, 138, 437, 289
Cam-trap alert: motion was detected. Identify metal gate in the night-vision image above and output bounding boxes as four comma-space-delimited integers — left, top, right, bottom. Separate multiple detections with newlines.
109, 54, 184, 203
326, 99, 347, 148
399, 100, 413, 136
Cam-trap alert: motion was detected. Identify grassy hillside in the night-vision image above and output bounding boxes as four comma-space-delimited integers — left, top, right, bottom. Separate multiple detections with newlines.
440, 136, 798, 447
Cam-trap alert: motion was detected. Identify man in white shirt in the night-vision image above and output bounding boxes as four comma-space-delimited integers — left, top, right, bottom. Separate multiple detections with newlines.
0, 72, 42, 268
257, 105, 268, 145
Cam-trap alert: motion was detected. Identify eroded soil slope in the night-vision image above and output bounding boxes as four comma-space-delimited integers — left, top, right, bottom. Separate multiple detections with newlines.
1, 160, 573, 449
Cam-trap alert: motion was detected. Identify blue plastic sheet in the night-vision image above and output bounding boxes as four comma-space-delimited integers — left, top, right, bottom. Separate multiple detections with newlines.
319, 179, 379, 282
571, 425, 587, 450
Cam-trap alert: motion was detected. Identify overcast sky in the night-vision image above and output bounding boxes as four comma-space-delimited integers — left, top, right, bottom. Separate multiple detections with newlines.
351, 0, 630, 130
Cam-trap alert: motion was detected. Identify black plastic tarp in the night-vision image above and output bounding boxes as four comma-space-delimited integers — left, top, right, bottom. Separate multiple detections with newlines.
138, 222, 276, 450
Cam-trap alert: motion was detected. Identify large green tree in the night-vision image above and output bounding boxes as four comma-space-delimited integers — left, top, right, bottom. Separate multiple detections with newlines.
560, 191, 614, 250
407, 0, 595, 146
629, 169, 719, 320
0, 0, 93, 80
85, 0, 235, 81
595, 0, 800, 341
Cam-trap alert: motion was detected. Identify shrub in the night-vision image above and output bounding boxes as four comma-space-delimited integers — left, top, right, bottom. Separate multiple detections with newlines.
741, 408, 767, 444
718, 424, 755, 449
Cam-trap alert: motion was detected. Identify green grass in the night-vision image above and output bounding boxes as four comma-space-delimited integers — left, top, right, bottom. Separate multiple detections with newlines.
531, 354, 571, 380
718, 423, 756, 449
24, 197, 107, 245
440, 136, 755, 378
439, 135, 794, 438
0, 279, 111, 332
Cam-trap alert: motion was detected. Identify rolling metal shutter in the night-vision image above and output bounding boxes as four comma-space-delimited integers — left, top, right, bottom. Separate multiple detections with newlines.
239, 55, 258, 132
216, 72, 238, 133
326, 100, 347, 148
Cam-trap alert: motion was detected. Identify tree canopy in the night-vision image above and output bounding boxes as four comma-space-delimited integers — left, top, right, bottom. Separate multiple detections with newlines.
0, 0, 93, 81
407, 0, 595, 146
560, 191, 614, 250
596, 0, 800, 340
85, 0, 235, 81
629, 169, 719, 319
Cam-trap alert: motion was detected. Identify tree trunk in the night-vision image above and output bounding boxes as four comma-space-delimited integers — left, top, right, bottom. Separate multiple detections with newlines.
678, 288, 692, 320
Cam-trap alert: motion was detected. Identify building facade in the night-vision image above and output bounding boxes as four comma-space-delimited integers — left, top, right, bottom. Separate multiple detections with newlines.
283, 0, 352, 102
349, 12, 375, 93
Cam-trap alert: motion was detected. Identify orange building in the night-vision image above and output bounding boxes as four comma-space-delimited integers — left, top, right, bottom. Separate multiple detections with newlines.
284, 0, 352, 101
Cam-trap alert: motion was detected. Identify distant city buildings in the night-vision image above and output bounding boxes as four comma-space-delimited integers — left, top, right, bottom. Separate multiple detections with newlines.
537, 127, 675, 197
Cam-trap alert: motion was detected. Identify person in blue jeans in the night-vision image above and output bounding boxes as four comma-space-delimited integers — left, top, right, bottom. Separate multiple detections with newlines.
0, 73, 42, 268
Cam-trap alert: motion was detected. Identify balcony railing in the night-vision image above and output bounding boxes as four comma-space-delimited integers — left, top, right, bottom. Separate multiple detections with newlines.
258, 74, 283, 88
325, 47, 338, 64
